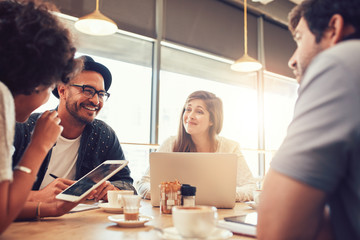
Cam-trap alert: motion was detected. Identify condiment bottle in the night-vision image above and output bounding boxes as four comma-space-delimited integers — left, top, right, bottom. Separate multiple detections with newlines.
181, 184, 196, 207
160, 180, 182, 214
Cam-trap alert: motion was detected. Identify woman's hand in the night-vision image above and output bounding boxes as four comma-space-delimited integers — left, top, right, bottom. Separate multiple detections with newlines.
30, 110, 63, 153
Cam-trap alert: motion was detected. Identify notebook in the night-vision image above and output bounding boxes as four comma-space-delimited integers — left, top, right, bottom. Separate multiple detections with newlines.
150, 152, 238, 209
218, 212, 257, 237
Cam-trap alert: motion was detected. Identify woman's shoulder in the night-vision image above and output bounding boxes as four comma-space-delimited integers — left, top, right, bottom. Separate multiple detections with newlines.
0, 81, 14, 113
0, 81, 12, 99
158, 136, 176, 152
162, 136, 177, 144
217, 136, 241, 152
218, 136, 240, 146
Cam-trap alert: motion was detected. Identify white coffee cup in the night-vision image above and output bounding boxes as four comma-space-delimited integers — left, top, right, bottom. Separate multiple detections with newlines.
107, 190, 134, 208
172, 205, 218, 238
253, 189, 262, 207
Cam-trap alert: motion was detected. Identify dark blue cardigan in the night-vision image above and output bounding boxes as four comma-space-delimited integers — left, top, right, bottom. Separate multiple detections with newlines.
12, 112, 135, 192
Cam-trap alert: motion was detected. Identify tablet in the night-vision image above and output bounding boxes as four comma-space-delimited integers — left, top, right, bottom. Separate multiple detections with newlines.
56, 160, 128, 202
219, 212, 257, 237
224, 212, 257, 226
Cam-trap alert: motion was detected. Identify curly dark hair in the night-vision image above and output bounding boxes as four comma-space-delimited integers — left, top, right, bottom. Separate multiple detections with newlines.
289, 0, 360, 43
0, 0, 81, 95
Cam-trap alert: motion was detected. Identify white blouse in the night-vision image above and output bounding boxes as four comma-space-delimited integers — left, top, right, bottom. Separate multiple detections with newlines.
135, 136, 256, 202
0, 81, 15, 182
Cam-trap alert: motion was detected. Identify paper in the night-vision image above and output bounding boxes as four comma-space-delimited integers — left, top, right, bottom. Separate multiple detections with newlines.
69, 203, 99, 213
217, 220, 257, 237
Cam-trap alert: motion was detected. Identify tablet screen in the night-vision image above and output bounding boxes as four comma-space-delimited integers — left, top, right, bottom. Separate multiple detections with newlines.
56, 160, 128, 202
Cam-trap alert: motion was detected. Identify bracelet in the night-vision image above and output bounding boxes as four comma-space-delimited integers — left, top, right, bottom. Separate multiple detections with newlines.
14, 165, 32, 174
36, 202, 42, 221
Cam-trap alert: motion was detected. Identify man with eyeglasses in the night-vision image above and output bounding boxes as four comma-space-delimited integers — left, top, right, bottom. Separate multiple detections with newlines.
12, 56, 135, 210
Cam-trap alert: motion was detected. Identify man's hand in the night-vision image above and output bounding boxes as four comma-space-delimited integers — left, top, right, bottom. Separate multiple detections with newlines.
27, 178, 75, 202
93, 181, 119, 201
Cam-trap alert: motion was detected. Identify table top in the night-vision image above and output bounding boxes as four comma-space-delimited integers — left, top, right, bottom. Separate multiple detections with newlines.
1, 200, 256, 240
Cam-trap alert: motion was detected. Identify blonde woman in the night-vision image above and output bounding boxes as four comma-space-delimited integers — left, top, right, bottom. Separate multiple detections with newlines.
136, 90, 256, 202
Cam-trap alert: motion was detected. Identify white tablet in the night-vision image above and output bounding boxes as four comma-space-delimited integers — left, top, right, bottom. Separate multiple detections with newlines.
56, 160, 128, 202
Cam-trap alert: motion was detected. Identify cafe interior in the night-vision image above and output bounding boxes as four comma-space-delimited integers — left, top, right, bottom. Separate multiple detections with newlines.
3, 0, 303, 239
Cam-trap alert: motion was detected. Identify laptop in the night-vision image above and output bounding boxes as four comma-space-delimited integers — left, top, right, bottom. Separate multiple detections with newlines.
150, 152, 237, 209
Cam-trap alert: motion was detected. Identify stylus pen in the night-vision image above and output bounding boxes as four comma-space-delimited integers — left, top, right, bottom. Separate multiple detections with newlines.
49, 173, 59, 179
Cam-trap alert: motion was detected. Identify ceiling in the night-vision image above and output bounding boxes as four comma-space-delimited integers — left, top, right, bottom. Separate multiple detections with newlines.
221, 0, 301, 26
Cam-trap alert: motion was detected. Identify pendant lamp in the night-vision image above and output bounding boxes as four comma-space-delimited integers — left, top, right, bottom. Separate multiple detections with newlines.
75, 0, 117, 36
231, 0, 262, 72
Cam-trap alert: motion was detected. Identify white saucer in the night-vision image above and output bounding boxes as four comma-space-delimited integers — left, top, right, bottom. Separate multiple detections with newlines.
245, 201, 257, 210
99, 202, 123, 213
158, 227, 233, 240
108, 214, 153, 228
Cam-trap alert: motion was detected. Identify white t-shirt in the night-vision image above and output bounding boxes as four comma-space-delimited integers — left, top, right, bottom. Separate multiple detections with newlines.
39, 135, 81, 189
0, 81, 15, 182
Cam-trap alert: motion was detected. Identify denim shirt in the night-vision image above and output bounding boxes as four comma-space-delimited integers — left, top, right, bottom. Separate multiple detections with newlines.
12, 112, 135, 192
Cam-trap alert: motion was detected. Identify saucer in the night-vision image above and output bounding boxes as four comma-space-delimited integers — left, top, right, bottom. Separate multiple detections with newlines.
99, 202, 123, 213
244, 201, 257, 210
158, 227, 233, 240
108, 214, 153, 228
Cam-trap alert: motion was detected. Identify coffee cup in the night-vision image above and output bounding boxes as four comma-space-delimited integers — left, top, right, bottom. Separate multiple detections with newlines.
253, 189, 262, 207
118, 190, 134, 206
172, 205, 218, 238
107, 190, 134, 208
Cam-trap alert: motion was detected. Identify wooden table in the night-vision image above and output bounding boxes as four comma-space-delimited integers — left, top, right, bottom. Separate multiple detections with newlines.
1, 200, 256, 240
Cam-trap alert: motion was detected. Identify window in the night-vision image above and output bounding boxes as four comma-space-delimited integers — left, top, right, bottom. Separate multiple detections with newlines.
34, 28, 154, 181
32, 14, 298, 183
264, 72, 298, 173
159, 46, 259, 177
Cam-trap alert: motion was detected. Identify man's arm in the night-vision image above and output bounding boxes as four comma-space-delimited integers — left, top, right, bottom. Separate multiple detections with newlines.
77, 121, 136, 200
257, 169, 332, 240
26, 178, 75, 202
100, 123, 134, 187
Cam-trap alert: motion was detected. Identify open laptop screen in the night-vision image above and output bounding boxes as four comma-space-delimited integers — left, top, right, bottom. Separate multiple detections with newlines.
150, 152, 237, 208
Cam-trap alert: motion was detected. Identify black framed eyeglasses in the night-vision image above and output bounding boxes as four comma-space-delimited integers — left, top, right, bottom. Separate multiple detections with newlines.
70, 84, 110, 102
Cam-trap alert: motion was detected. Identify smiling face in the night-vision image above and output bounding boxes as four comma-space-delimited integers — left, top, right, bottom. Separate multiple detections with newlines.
14, 84, 55, 122
182, 99, 213, 138
288, 17, 328, 83
63, 70, 105, 124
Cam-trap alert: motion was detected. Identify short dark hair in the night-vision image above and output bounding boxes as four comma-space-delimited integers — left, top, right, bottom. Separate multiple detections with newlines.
0, 0, 81, 95
289, 0, 360, 43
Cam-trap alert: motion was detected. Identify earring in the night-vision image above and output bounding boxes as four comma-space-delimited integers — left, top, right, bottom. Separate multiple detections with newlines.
33, 87, 40, 94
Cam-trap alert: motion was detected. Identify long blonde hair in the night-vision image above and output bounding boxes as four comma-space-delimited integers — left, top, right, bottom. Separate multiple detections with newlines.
173, 91, 223, 152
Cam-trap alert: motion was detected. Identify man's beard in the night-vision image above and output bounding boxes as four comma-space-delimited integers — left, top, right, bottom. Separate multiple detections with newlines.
65, 101, 96, 125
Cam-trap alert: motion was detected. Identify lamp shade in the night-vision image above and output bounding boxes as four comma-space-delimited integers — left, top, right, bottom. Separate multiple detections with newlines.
231, 54, 262, 72
231, 0, 262, 72
75, 9, 117, 36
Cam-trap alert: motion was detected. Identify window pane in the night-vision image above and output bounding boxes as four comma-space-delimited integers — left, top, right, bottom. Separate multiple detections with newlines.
159, 47, 259, 177
35, 53, 152, 143
264, 73, 298, 173
78, 55, 153, 181
33, 29, 154, 181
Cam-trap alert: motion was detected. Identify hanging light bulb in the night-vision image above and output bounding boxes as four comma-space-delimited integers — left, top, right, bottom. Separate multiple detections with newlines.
75, 0, 117, 36
231, 0, 262, 72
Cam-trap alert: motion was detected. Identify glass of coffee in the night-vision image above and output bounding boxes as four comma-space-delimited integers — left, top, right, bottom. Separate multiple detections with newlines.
122, 195, 141, 221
